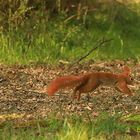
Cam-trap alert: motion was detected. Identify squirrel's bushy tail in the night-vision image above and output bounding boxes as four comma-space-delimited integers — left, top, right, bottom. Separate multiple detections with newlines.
47, 75, 89, 96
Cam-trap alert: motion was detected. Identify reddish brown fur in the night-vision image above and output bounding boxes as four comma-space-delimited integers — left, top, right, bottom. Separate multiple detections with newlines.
47, 75, 89, 96
46, 66, 133, 99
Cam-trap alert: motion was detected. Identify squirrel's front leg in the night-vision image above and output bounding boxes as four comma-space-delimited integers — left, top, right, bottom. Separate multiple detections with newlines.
116, 81, 133, 96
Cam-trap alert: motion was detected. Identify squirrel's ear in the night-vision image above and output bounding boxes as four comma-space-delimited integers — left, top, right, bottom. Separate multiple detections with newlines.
123, 66, 131, 75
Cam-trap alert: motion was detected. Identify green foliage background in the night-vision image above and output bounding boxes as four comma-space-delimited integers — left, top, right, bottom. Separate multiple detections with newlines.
0, 0, 140, 64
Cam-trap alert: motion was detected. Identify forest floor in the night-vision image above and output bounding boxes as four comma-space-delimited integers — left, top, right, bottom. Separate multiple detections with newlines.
0, 60, 139, 127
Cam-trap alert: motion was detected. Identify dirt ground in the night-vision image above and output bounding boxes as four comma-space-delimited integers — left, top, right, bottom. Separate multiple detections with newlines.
0, 60, 140, 124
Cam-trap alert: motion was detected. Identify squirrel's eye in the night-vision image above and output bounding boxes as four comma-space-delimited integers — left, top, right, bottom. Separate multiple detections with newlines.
129, 76, 133, 81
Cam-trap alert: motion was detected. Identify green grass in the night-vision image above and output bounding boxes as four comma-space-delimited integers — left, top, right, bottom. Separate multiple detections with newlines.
0, 113, 139, 140
0, 3, 140, 65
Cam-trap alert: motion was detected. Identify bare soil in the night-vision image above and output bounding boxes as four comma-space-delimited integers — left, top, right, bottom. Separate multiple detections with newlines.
0, 60, 139, 125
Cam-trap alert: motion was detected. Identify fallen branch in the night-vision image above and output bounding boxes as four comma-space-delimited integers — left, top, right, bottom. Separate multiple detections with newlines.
68, 37, 113, 69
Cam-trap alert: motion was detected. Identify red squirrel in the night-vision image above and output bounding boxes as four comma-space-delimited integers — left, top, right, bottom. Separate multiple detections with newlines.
46, 66, 133, 100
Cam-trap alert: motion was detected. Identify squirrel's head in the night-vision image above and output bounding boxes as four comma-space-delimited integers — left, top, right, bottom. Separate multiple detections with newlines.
123, 66, 133, 85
